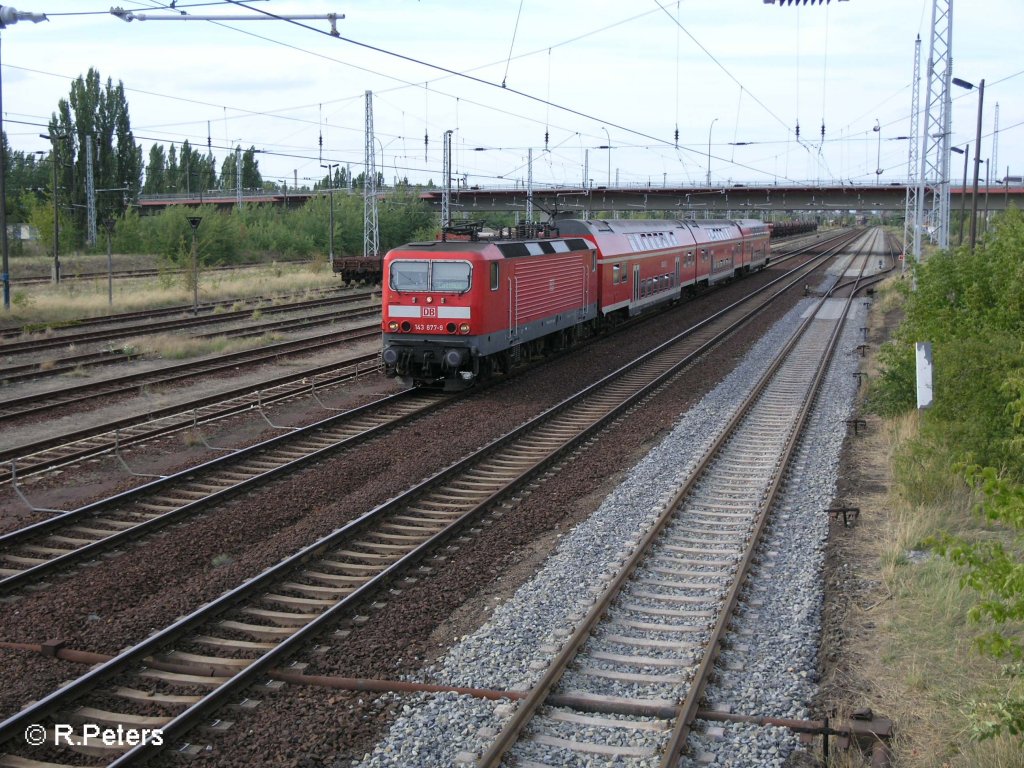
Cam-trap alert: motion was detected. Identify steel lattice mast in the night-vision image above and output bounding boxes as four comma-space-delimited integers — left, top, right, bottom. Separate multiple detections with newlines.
363, 90, 379, 261
85, 135, 96, 247
903, 35, 921, 263
915, 0, 953, 256
526, 148, 534, 223
441, 130, 452, 231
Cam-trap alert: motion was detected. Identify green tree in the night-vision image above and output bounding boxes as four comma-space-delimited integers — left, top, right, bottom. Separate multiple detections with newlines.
219, 146, 262, 191
218, 149, 235, 192
143, 144, 167, 194
3, 131, 50, 223
240, 146, 262, 189
48, 67, 142, 246
166, 143, 179, 193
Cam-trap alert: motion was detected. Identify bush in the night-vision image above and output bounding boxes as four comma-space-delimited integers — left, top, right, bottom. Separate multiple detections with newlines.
875, 207, 1024, 740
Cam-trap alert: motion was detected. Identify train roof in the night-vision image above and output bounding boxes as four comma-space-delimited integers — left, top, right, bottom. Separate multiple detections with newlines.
389, 236, 593, 259
559, 218, 763, 235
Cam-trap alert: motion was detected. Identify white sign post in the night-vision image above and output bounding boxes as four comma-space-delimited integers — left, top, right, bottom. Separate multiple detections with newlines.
916, 342, 933, 409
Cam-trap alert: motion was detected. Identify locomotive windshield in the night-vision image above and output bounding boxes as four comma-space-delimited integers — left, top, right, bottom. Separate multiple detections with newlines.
389, 259, 471, 293
390, 260, 429, 291
431, 261, 472, 292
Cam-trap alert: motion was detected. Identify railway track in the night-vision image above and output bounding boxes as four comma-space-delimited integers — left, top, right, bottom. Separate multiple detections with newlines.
0, 323, 380, 425
0, 284, 352, 341
0, 352, 381, 484
0, 230, 858, 766
0, 386, 448, 594
0, 303, 380, 384
0, 290, 376, 357
1, 231, 856, 479
472, 231, 883, 767
6, 261, 318, 289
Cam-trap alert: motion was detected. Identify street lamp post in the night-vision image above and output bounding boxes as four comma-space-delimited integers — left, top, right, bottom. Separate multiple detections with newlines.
951, 145, 968, 245
707, 118, 719, 187
968, 80, 985, 250
39, 132, 66, 283
873, 119, 883, 183
321, 163, 338, 268
186, 216, 202, 314
103, 218, 115, 306
984, 158, 990, 235
953, 76, 985, 251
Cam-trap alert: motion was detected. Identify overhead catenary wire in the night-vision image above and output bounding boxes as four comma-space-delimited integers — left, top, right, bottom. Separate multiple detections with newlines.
501, 0, 525, 89
652, 0, 792, 134
33, 1, 1021, 188
8, 3, 796, 186
40, 0, 260, 16
216, 2, 725, 160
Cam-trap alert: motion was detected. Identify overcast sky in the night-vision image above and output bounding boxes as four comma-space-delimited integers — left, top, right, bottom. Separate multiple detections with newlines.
2, 0, 1020, 191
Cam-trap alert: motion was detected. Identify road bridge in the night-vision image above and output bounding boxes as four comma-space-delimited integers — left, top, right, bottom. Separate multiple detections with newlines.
138, 182, 1024, 217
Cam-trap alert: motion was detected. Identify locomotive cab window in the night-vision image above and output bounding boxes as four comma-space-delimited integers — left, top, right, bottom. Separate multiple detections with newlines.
490, 262, 499, 291
613, 264, 623, 284
389, 259, 472, 293
430, 260, 472, 292
389, 260, 429, 292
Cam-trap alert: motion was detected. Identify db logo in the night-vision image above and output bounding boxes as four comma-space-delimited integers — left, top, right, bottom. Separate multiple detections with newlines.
422, 306, 437, 317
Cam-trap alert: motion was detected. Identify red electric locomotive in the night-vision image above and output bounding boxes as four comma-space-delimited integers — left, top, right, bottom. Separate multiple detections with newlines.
380, 218, 771, 389
380, 228, 599, 389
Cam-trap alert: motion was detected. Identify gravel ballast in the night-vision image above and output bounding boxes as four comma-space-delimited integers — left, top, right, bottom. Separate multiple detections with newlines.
352, 294, 862, 767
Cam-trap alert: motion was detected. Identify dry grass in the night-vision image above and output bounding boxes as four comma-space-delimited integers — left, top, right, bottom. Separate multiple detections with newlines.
0, 262, 341, 330
121, 332, 282, 360
846, 411, 1024, 768
180, 428, 206, 448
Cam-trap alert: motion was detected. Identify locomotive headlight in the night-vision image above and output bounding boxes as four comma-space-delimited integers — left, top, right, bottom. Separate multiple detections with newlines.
426, 295, 434, 304
459, 323, 470, 334
387, 321, 399, 332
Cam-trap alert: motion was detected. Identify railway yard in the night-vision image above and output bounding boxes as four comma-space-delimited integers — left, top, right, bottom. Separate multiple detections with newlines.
0, 229, 902, 767
0, 0, 1019, 763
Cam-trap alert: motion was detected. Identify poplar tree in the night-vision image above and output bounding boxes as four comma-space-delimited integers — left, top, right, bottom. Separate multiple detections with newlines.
219, 145, 262, 191
46, 67, 142, 246
143, 144, 167, 194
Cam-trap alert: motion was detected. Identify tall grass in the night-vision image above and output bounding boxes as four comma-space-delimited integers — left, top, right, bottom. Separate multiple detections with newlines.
863, 413, 1024, 767
0, 261, 342, 329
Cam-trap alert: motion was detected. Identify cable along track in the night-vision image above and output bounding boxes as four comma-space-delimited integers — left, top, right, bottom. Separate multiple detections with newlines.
0, 324, 380, 425
0, 350, 381, 485
0, 388, 447, 594
475, 242, 876, 768
0, 304, 381, 384
0, 242, 842, 766
0, 289, 375, 356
